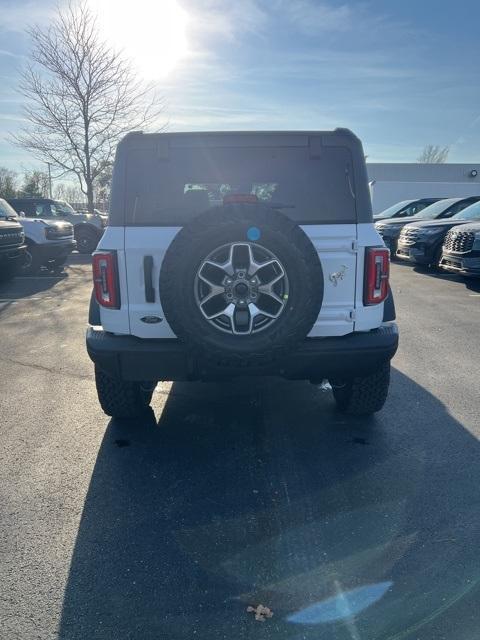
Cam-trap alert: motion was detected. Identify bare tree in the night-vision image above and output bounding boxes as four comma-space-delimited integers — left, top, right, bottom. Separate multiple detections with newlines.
0, 167, 18, 199
54, 182, 85, 203
417, 145, 449, 164
21, 170, 50, 197
12, 2, 164, 212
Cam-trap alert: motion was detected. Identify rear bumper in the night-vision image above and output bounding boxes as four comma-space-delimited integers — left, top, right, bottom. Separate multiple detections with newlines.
86, 324, 399, 382
440, 253, 480, 276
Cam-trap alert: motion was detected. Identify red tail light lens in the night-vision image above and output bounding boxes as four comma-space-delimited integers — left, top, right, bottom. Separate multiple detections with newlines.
92, 251, 120, 308
364, 247, 389, 305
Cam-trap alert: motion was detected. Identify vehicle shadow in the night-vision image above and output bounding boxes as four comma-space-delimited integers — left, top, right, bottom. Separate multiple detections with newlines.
0, 263, 91, 301
68, 252, 92, 266
408, 262, 480, 291
58, 371, 480, 640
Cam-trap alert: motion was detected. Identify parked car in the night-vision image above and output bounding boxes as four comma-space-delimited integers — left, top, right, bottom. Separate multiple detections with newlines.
440, 222, 480, 277
86, 129, 398, 419
396, 199, 480, 268
369, 179, 480, 214
7, 198, 107, 254
375, 196, 480, 258
373, 198, 442, 221
1, 199, 76, 275
0, 199, 27, 282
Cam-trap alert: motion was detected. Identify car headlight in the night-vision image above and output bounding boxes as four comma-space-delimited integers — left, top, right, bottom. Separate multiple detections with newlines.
45, 224, 73, 239
378, 226, 400, 235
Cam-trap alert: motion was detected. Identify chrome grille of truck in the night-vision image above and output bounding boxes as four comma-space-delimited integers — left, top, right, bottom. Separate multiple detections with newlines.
443, 230, 475, 254
0, 228, 24, 247
399, 227, 420, 245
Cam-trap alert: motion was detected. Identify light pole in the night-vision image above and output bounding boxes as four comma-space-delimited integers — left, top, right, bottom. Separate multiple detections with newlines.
47, 162, 52, 198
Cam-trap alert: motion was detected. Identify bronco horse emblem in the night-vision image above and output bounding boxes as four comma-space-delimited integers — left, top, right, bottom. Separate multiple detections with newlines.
329, 265, 348, 286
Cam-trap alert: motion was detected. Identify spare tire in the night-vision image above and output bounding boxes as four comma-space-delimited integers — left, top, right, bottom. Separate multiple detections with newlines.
160, 205, 323, 366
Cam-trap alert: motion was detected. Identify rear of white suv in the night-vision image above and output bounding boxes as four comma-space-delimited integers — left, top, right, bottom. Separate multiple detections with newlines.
87, 130, 398, 418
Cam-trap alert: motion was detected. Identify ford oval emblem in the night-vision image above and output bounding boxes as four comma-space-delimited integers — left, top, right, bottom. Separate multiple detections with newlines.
140, 316, 163, 324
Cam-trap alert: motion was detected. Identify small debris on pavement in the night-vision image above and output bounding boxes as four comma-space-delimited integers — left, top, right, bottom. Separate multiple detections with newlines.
247, 604, 274, 621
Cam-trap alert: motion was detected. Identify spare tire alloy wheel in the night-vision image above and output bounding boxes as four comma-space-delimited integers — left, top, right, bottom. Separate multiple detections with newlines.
160, 205, 324, 366
195, 242, 289, 335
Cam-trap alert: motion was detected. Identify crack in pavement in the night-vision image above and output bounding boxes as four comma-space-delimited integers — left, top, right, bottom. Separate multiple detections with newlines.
0, 357, 92, 381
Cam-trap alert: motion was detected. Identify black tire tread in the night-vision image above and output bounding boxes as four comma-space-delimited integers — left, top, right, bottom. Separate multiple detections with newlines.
75, 227, 100, 254
331, 363, 390, 415
22, 243, 42, 276
94, 366, 154, 418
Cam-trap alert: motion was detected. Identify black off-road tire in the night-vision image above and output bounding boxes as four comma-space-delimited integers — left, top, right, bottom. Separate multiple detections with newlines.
160, 205, 324, 367
95, 366, 156, 418
22, 243, 42, 275
52, 255, 68, 268
75, 227, 100, 254
50, 255, 69, 274
331, 363, 391, 416
389, 239, 398, 261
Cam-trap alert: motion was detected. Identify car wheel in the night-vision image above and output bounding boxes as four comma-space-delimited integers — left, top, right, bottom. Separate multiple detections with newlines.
94, 366, 156, 418
159, 204, 324, 367
21, 244, 42, 275
389, 239, 398, 261
430, 245, 443, 271
330, 363, 391, 416
75, 227, 99, 254
50, 256, 69, 273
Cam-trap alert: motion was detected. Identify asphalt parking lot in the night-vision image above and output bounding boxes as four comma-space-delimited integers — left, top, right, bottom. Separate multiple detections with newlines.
1, 258, 480, 640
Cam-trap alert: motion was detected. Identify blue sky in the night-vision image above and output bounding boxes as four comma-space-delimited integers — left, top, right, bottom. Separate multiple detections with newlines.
1, 0, 480, 173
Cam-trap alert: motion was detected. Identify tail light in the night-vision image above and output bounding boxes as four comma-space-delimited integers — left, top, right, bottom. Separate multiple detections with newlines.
92, 251, 120, 308
364, 247, 389, 305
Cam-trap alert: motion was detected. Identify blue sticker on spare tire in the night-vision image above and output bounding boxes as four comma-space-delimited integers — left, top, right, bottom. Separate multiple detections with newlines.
247, 226, 261, 241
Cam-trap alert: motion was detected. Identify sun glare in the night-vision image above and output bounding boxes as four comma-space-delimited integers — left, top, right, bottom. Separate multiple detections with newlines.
93, 0, 189, 79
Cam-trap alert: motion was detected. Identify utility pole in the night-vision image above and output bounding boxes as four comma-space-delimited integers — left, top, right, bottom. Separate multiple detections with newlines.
47, 162, 52, 198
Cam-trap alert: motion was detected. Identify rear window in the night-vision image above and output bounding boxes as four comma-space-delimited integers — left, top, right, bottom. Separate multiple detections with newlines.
124, 145, 357, 225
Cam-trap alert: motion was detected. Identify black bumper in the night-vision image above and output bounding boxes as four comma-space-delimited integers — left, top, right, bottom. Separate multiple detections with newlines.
396, 242, 436, 264
440, 253, 480, 276
86, 324, 399, 382
37, 240, 76, 263
0, 243, 27, 268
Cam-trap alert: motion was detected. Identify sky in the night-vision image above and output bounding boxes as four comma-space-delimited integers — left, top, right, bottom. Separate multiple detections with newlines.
1, 0, 480, 174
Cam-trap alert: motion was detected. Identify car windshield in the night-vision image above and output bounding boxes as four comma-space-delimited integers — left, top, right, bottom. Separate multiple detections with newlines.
452, 201, 480, 220
411, 198, 459, 219
50, 200, 76, 216
0, 198, 19, 220
375, 200, 412, 219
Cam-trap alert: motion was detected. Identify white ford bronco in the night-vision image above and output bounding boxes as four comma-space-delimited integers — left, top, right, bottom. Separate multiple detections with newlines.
86, 130, 398, 418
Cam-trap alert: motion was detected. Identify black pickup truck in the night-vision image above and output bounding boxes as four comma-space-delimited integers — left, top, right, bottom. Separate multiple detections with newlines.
0, 201, 26, 283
